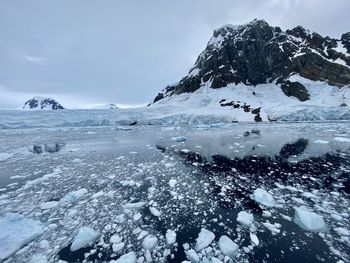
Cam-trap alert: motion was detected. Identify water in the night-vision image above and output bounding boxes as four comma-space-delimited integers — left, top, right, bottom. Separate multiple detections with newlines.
0, 121, 349, 262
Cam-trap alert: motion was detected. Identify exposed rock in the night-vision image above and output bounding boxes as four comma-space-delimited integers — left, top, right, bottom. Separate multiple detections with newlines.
341, 32, 350, 53
280, 81, 310, 101
32, 142, 65, 154
254, 113, 262, 122
293, 53, 350, 87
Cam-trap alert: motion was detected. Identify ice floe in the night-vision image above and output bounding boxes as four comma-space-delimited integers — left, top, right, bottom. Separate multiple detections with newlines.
195, 228, 215, 251
70, 226, 99, 251
250, 188, 276, 207
142, 234, 158, 251
263, 221, 281, 235
60, 188, 88, 204
39, 201, 58, 210
218, 235, 239, 258
165, 229, 177, 245
149, 206, 161, 217
0, 213, 44, 260
250, 233, 259, 246
111, 251, 136, 263
0, 152, 13, 161
236, 211, 254, 226
294, 206, 327, 232
185, 249, 200, 262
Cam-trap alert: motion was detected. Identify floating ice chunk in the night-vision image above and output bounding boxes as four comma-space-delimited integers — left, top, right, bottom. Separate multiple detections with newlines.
263, 222, 281, 235
92, 191, 104, 199
120, 180, 140, 187
111, 252, 137, 263
123, 202, 145, 210
334, 227, 350, 236
133, 212, 142, 221
195, 228, 215, 251
334, 137, 350, 142
185, 249, 199, 262
112, 242, 125, 253
294, 206, 327, 232
60, 188, 88, 204
250, 188, 275, 207
250, 233, 259, 246
29, 254, 47, 263
137, 230, 149, 240
211, 258, 223, 263
218, 235, 239, 258
149, 206, 161, 217
171, 136, 187, 142
166, 230, 177, 245
313, 140, 329, 144
70, 226, 99, 251
168, 179, 177, 188
110, 234, 122, 244
142, 235, 158, 251
40, 201, 58, 210
0, 213, 44, 260
262, 210, 272, 217
0, 153, 13, 162
236, 211, 254, 226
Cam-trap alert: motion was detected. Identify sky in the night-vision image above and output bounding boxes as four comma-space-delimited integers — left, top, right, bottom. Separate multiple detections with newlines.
1, 0, 349, 109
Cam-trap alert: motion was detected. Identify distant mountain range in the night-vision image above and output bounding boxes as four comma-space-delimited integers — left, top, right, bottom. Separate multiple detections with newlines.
22, 97, 120, 110
151, 19, 350, 122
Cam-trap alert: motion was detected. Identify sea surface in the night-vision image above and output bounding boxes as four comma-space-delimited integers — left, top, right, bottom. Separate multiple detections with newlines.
0, 111, 349, 262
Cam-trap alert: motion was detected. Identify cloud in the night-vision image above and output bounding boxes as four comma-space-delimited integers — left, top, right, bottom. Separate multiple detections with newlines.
21, 54, 47, 63
0, 0, 349, 109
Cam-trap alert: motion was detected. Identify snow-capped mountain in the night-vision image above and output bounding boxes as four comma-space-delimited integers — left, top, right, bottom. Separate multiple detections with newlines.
23, 96, 64, 110
152, 19, 350, 122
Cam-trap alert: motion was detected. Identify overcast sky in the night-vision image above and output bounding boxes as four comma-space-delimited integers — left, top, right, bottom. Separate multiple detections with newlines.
1, 0, 349, 109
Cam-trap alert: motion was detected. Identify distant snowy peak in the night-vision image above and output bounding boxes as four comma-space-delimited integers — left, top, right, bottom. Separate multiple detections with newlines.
153, 19, 350, 103
85, 103, 119, 109
23, 96, 64, 110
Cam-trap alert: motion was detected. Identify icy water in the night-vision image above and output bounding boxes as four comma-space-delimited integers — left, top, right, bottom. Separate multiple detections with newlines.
0, 121, 349, 263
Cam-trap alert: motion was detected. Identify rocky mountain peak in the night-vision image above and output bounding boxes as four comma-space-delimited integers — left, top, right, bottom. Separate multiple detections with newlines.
341, 32, 350, 53
23, 96, 64, 110
153, 19, 350, 103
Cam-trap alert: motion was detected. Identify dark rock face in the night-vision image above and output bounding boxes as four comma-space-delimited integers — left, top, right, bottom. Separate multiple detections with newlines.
281, 81, 310, 101
219, 100, 262, 120
23, 97, 64, 110
293, 53, 350, 86
341, 32, 350, 53
154, 19, 350, 102
31, 142, 65, 154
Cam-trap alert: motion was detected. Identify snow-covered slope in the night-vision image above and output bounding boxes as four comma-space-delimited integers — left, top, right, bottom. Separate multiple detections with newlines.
152, 75, 350, 122
151, 19, 350, 122
23, 96, 64, 110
